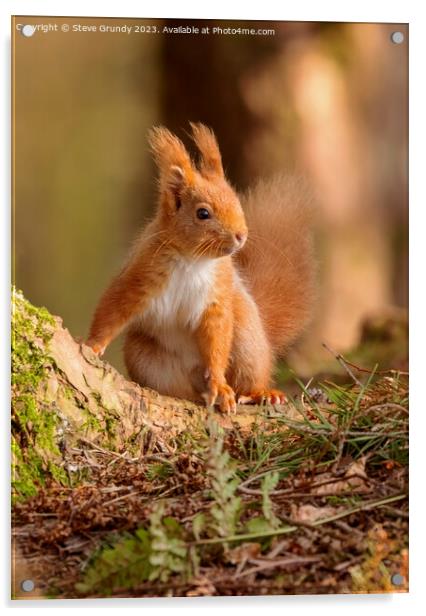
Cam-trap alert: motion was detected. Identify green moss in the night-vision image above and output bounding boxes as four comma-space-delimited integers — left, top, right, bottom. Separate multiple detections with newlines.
79, 393, 120, 446
81, 408, 103, 433
11, 438, 41, 499
84, 390, 120, 445
11, 288, 55, 389
105, 414, 119, 444
48, 462, 68, 484
11, 288, 139, 501
11, 288, 67, 500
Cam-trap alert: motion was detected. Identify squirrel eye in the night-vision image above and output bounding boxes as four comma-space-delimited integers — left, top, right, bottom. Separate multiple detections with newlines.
196, 207, 211, 220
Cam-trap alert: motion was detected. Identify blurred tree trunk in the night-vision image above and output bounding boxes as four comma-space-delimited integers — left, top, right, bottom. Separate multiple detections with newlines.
159, 19, 283, 188
238, 24, 408, 370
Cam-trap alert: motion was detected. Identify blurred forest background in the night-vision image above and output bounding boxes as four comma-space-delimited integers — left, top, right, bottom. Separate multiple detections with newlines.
13, 17, 408, 381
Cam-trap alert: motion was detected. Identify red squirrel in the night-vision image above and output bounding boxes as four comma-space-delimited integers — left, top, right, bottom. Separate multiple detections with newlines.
87, 123, 316, 413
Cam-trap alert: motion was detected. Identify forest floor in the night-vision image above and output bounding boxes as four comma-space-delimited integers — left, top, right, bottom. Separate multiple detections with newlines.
13, 358, 408, 599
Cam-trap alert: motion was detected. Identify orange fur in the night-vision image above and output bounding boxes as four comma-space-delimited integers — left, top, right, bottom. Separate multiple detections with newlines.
236, 175, 317, 355
87, 224, 176, 354
194, 260, 235, 412
189, 122, 224, 179
87, 124, 316, 413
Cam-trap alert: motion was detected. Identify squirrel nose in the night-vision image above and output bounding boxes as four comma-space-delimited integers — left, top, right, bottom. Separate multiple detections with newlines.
235, 232, 246, 246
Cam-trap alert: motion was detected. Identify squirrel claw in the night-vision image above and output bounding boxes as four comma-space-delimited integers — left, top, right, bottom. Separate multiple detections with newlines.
202, 382, 237, 414
86, 339, 106, 357
219, 390, 237, 415
237, 389, 286, 406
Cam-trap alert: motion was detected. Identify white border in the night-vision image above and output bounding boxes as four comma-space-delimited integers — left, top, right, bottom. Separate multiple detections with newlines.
2, 1, 425, 615
0, 0, 416, 22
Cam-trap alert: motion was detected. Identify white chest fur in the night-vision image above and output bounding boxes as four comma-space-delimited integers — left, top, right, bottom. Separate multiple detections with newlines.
143, 257, 217, 336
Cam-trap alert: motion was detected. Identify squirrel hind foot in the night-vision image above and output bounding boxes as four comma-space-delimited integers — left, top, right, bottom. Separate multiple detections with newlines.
237, 389, 286, 406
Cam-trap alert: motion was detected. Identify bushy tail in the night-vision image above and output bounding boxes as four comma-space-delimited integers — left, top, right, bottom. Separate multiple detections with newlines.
236, 174, 317, 356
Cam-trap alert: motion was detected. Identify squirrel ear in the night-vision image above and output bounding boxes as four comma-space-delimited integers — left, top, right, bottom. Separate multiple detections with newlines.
148, 126, 195, 186
169, 165, 184, 185
167, 165, 185, 198
190, 122, 224, 179
148, 127, 195, 214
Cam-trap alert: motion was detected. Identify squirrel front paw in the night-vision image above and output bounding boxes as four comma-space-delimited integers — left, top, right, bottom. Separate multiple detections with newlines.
86, 338, 107, 357
202, 380, 237, 414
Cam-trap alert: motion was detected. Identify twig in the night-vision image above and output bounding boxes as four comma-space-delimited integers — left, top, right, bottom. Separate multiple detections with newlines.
238, 469, 374, 497
340, 357, 408, 377
103, 490, 145, 507
82, 449, 103, 468
99, 485, 132, 494
156, 484, 180, 499
238, 468, 282, 494
191, 493, 407, 546
333, 520, 363, 537
332, 431, 346, 473
143, 454, 176, 464
273, 491, 364, 499
300, 377, 314, 409
380, 505, 409, 519
234, 555, 322, 579
78, 437, 126, 459
367, 403, 409, 416
276, 417, 406, 438
322, 342, 363, 387
333, 555, 364, 572
265, 540, 288, 559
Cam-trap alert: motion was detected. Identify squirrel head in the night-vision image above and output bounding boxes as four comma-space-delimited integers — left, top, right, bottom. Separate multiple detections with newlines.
148, 122, 248, 259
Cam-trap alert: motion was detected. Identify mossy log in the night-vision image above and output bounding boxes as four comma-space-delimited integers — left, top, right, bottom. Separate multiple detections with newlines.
11, 289, 279, 500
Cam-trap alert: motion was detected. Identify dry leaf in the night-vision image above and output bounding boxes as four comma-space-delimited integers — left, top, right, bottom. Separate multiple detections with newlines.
225, 542, 262, 565
186, 576, 217, 597
293, 504, 338, 523
312, 456, 371, 495
320, 575, 338, 587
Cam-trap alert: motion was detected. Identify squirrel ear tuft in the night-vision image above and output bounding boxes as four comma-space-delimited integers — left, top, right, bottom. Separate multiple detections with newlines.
190, 122, 224, 179
148, 126, 195, 187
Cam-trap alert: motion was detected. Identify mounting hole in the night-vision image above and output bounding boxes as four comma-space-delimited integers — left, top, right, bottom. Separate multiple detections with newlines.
391, 573, 404, 586
391, 31, 404, 45
21, 25, 36, 37
21, 579, 35, 592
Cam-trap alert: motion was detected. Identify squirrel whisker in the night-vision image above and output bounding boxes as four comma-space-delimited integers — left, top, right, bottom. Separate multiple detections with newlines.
194, 238, 216, 261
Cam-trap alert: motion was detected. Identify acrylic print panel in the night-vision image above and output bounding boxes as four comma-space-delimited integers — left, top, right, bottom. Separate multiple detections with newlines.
11, 16, 408, 599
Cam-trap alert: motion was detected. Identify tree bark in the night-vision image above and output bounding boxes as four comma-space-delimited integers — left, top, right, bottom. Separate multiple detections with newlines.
11, 289, 271, 499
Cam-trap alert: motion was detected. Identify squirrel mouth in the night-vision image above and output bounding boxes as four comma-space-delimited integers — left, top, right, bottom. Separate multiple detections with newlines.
193, 240, 243, 259
221, 244, 241, 257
